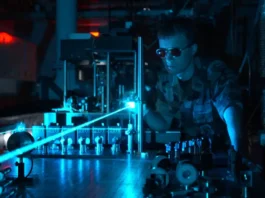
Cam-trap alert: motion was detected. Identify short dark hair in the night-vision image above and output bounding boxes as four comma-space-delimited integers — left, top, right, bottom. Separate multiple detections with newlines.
157, 17, 197, 43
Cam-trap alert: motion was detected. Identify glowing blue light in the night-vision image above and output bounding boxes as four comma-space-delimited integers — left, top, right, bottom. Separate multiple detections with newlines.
0, 106, 129, 163
15, 122, 26, 132
126, 101, 136, 109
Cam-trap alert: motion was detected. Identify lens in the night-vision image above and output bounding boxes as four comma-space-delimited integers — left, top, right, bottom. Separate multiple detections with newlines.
156, 49, 166, 58
170, 48, 181, 57
156, 48, 182, 58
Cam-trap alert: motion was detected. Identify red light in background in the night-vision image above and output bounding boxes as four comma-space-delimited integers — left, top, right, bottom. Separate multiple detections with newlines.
0, 32, 15, 44
90, 32, 100, 37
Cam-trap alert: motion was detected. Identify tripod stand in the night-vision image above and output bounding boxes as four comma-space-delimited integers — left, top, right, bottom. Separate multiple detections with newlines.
9, 156, 34, 186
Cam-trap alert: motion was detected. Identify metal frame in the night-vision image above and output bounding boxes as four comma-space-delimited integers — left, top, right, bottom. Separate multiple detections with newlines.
61, 37, 144, 153
63, 60, 67, 107
137, 37, 144, 153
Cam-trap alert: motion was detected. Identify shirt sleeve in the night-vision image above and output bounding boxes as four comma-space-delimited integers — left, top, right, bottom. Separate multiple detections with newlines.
208, 60, 243, 121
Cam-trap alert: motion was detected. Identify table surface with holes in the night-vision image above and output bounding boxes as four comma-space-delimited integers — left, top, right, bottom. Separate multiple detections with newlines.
1, 156, 150, 198
1, 153, 265, 198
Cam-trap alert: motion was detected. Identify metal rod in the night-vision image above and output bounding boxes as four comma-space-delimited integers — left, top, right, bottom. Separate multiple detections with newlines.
63, 60, 67, 107
137, 37, 144, 153
101, 87, 105, 113
118, 85, 122, 98
134, 52, 137, 93
106, 52, 110, 113
243, 187, 248, 198
133, 52, 138, 152
93, 62, 97, 97
122, 85, 124, 97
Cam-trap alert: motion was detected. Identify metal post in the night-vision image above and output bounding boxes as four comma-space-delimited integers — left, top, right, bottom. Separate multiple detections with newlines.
93, 62, 97, 97
63, 60, 67, 107
134, 52, 137, 93
118, 85, 122, 98
56, 0, 77, 61
122, 85, 124, 97
101, 87, 105, 113
137, 37, 144, 153
106, 53, 110, 113
133, 51, 138, 147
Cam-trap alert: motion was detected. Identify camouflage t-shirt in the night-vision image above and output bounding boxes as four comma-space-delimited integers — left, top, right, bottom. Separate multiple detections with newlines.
155, 57, 242, 138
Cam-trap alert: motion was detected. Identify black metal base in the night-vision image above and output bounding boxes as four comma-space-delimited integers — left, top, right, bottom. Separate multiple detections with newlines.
7, 177, 35, 187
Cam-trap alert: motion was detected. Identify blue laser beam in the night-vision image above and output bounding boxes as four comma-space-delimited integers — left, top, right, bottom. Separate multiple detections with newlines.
0, 106, 129, 163
126, 101, 136, 109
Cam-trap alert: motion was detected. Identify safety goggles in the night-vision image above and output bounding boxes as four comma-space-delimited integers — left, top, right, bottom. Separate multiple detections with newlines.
156, 43, 194, 58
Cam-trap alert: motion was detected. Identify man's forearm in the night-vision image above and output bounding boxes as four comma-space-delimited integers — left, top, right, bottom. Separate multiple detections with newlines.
223, 106, 242, 152
144, 110, 171, 132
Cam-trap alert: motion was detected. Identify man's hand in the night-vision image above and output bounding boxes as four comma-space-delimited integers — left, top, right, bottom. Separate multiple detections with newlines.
228, 146, 244, 182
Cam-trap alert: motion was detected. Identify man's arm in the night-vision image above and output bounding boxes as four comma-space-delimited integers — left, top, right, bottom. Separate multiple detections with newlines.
223, 106, 242, 151
144, 98, 174, 132
143, 70, 176, 132
209, 60, 243, 152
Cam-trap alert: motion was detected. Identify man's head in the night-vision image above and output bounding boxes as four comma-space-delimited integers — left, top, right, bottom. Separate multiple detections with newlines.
156, 17, 198, 79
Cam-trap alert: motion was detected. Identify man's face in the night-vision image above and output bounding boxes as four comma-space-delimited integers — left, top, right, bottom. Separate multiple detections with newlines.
158, 34, 195, 75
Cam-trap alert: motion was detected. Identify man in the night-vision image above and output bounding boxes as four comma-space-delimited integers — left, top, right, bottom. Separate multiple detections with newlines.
143, 17, 243, 153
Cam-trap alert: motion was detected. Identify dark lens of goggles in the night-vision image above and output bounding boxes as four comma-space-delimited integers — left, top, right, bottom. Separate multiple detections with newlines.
156, 48, 181, 58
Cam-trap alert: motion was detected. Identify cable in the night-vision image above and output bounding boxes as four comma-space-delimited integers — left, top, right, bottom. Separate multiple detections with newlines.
238, 1, 263, 74
25, 156, 33, 178
238, 2, 263, 130
246, 102, 261, 125
177, 0, 191, 16
0, 106, 130, 163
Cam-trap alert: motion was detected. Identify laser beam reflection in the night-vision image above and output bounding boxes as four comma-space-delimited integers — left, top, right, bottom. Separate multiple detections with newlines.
0, 106, 129, 163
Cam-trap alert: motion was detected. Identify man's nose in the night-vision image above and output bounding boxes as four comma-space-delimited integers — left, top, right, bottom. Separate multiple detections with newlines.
165, 52, 173, 60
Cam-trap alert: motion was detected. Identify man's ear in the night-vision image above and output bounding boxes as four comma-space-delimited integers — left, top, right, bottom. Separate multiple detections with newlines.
191, 43, 198, 56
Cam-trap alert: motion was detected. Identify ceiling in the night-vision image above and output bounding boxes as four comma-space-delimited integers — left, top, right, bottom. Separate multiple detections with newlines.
0, 0, 236, 13
0, 0, 259, 32
0, 0, 235, 20
1, 0, 171, 12
1, 0, 259, 13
